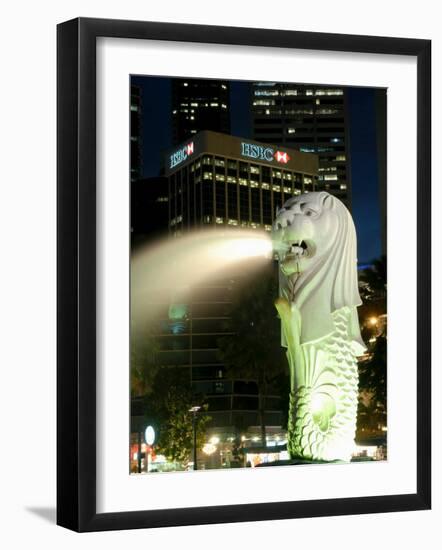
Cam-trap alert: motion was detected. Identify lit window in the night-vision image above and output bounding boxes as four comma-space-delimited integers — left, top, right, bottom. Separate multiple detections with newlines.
324, 175, 338, 181
216, 217, 224, 224
228, 219, 238, 226
190, 103, 198, 107
272, 185, 281, 192
287, 128, 296, 134
340, 184, 347, 190
336, 155, 346, 161
183, 82, 188, 87
254, 90, 279, 97
210, 102, 219, 107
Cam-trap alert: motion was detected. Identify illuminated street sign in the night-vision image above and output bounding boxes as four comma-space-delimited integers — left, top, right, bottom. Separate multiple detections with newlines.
169, 141, 194, 169
145, 425, 155, 446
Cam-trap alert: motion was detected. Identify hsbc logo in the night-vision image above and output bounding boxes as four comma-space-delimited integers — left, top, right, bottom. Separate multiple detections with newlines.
241, 142, 291, 165
170, 141, 194, 169
274, 150, 290, 164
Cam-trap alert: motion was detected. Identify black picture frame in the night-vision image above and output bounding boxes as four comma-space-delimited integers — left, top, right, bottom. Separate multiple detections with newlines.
57, 17, 431, 532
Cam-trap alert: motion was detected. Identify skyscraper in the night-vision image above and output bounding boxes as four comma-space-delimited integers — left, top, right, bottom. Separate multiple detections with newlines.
251, 82, 351, 208
171, 79, 230, 145
130, 84, 143, 183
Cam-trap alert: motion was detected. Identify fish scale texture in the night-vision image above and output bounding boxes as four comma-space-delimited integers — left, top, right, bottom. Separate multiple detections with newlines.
287, 307, 359, 462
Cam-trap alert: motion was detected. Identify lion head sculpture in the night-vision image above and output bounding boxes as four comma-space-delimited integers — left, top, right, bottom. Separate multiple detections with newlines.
271, 191, 365, 355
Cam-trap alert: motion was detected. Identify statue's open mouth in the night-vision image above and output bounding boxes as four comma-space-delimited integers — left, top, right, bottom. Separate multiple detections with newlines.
277, 239, 316, 276
283, 239, 315, 261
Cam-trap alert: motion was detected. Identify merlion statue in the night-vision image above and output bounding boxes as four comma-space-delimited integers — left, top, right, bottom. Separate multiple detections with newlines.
271, 191, 366, 462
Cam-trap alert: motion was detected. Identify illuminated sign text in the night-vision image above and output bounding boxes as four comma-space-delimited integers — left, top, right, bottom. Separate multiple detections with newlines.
170, 141, 194, 169
241, 142, 291, 164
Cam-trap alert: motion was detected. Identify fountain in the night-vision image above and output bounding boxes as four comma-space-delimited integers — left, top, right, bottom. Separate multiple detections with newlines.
272, 192, 366, 462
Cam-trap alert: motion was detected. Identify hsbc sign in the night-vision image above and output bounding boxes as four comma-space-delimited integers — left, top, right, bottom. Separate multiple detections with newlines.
169, 141, 194, 169
240, 142, 290, 164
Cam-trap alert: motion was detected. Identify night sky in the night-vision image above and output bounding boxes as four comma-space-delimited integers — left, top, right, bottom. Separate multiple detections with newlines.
131, 76, 383, 264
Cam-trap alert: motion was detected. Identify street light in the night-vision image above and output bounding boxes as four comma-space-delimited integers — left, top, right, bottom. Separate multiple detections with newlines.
189, 405, 201, 470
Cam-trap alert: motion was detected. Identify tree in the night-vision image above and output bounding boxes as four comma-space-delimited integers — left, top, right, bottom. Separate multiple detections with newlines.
130, 328, 160, 398
359, 255, 387, 302
148, 366, 211, 466
359, 335, 387, 407
218, 266, 286, 446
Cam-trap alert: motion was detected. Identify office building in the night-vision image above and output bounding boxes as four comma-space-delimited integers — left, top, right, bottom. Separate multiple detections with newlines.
131, 176, 169, 247
130, 84, 143, 183
251, 82, 351, 207
166, 130, 318, 234
171, 79, 230, 145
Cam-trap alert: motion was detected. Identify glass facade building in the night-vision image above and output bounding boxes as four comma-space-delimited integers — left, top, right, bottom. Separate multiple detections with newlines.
171, 79, 231, 146
251, 82, 351, 208
130, 84, 143, 184
166, 130, 319, 235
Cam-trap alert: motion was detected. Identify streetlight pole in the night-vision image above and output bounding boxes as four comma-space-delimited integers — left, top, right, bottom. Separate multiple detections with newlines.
137, 429, 142, 474
189, 405, 201, 470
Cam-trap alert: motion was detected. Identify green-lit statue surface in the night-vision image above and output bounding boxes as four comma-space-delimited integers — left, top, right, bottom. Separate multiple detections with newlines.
272, 192, 366, 462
